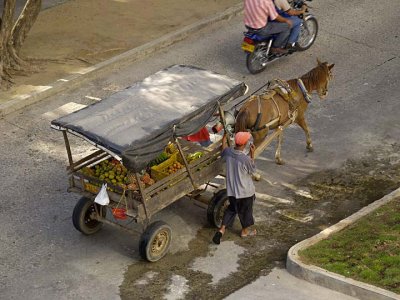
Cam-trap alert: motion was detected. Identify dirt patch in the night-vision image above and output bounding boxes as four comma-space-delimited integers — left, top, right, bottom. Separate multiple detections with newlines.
2, 0, 241, 98
120, 144, 400, 299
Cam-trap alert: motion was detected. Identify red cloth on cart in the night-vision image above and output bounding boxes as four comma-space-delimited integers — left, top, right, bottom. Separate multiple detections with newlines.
183, 127, 210, 142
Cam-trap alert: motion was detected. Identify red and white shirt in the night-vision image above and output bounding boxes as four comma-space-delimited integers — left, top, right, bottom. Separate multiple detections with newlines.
244, 0, 278, 29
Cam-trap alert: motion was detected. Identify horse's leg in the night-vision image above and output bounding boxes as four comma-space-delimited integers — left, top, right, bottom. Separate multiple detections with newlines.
296, 117, 313, 152
275, 130, 285, 165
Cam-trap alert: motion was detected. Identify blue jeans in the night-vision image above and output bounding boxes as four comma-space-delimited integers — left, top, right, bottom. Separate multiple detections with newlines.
286, 15, 303, 45
253, 22, 291, 48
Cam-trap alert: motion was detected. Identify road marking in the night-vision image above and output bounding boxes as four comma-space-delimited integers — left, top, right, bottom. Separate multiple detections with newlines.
256, 201, 274, 208
255, 192, 293, 204
279, 182, 314, 200
295, 189, 313, 199
85, 95, 102, 101
42, 102, 87, 120
253, 169, 279, 186
276, 210, 314, 223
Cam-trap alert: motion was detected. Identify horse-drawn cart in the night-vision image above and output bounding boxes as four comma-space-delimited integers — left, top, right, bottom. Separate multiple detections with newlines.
51, 65, 248, 262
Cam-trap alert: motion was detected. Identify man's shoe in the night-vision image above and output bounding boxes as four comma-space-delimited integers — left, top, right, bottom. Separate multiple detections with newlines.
285, 44, 297, 54
270, 47, 288, 55
212, 231, 222, 245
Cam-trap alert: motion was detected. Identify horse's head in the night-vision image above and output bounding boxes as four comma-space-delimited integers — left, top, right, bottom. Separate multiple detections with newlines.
316, 58, 334, 99
302, 59, 335, 100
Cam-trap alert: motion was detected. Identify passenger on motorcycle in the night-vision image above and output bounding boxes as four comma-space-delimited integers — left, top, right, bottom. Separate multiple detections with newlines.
273, 0, 307, 49
244, 0, 293, 55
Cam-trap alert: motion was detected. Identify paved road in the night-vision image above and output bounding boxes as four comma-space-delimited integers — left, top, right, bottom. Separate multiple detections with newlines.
0, 0, 399, 299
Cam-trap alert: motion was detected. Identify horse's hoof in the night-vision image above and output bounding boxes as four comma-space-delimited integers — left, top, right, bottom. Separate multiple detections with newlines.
306, 145, 314, 152
276, 159, 285, 165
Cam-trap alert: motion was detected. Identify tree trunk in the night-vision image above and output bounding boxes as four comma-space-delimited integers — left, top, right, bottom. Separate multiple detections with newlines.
11, 0, 42, 56
0, 0, 17, 86
0, 0, 41, 88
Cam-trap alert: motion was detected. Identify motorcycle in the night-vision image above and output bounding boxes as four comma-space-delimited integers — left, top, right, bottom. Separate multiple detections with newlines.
241, 0, 318, 74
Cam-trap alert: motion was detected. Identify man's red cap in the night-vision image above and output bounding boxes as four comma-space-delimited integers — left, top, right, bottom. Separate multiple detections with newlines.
235, 132, 252, 146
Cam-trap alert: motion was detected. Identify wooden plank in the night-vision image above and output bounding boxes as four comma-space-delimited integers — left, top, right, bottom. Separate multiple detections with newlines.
67, 149, 104, 169
71, 172, 125, 194
146, 179, 194, 218
192, 160, 224, 186
70, 178, 143, 208
145, 160, 224, 217
144, 149, 221, 196
67, 154, 109, 174
144, 167, 188, 195
67, 150, 108, 172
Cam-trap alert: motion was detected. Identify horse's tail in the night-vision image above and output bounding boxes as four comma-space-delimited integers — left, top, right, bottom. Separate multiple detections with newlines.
234, 108, 250, 133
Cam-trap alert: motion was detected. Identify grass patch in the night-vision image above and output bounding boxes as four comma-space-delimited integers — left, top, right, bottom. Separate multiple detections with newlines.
299, 199, 400, 294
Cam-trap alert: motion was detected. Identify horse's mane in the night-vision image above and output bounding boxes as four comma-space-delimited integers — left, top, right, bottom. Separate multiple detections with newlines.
300, 63, 329, 85
235, 108, 250, 133
234, 95, 258, 132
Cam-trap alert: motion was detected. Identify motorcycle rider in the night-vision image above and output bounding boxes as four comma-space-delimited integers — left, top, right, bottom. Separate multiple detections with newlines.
273, 0, 307, 50
244, 0, 293, 55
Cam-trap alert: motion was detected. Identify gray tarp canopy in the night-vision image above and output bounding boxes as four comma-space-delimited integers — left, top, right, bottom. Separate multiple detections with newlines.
51, 65, 247, 170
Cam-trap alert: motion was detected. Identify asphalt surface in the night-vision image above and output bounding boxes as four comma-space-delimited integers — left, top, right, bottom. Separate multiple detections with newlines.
0, 0, 399, 299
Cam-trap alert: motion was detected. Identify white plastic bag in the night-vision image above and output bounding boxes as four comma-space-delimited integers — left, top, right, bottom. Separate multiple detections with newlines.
94, 183, 110, 205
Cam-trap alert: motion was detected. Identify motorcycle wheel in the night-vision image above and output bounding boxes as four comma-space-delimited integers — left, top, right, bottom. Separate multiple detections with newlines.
246, 47, 267, 74
296, 15, 318, 51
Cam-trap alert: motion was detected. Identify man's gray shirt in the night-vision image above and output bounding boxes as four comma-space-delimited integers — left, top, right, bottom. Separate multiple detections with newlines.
222, 147, 256, 198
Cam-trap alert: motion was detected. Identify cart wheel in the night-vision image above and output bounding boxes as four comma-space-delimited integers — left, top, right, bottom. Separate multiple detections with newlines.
72, 197, 106, 235
139, 221, 172, 262
207, 189, 229, 228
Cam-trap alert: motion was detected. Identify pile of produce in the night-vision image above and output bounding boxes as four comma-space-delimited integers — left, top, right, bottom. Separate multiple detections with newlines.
80, 143, 206, 192
126, 172, 155, 191
186, 151, 203, 163
80, 159, 155, 191
167, 162, 184, 174
148, 152, 169, 167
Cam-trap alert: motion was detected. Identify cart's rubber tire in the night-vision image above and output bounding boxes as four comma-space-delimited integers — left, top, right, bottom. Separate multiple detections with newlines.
296, 16, 318, 51
139, 221, 172, 262
72, 197, 106, 235
207, 189, 229, 228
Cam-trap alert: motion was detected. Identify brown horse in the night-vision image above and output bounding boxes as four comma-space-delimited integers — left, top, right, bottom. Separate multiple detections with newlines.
235, 59, 334, 164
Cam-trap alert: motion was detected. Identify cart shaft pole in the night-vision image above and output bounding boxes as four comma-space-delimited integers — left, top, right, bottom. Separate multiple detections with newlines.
254, 118, 293, 158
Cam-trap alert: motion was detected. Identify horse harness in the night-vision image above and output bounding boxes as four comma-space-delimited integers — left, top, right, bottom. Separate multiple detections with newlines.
250, 78, 314, 132
251, 79, 300, 132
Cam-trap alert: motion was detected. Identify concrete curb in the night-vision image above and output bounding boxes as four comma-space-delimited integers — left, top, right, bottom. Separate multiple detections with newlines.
286, 187, 400, 300
0, 3, 243, 118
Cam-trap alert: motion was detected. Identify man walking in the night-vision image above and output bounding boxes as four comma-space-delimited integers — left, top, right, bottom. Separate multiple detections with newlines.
212, 132, 257, 245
